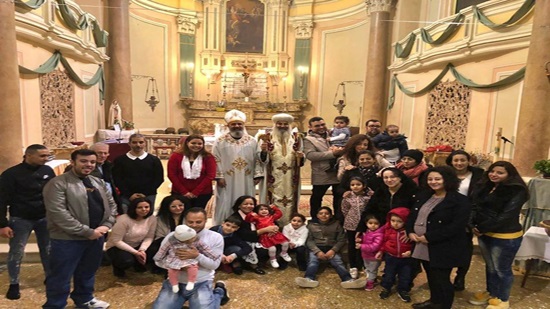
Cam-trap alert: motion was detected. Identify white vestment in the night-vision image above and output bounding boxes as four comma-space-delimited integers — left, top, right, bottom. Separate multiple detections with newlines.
212, 133, 263, 225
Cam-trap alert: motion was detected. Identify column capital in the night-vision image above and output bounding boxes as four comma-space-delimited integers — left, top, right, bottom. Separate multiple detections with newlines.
292, 21, 313, 39
366, 0, 394, 14
176, 14, 198, 35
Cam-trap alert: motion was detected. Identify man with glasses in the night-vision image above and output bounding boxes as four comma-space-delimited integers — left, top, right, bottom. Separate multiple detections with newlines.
365, 119, 382, 139
303, 117, 344, 222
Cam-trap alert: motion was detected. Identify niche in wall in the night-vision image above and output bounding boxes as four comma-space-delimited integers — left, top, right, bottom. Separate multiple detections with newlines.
40, 70, 76, 147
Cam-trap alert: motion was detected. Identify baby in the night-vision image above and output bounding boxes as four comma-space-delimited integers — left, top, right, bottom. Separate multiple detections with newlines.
372, 124, 408, 164
328, 116, 351, 147
153, 225, 217, 292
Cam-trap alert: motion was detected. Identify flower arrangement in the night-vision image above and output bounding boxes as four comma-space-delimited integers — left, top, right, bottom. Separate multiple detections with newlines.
468, 151, 493, 170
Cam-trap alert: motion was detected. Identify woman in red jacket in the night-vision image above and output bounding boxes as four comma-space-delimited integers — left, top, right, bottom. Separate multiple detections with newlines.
167, 135, 216, 209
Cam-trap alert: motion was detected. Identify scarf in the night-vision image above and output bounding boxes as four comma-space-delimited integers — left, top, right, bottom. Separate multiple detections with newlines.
358, 165, 379, 180
181, 154, 203, 179
397, 161, 428, 184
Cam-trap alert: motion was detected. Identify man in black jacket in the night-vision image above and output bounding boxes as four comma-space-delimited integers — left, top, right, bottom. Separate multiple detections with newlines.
0, 144, 56, 300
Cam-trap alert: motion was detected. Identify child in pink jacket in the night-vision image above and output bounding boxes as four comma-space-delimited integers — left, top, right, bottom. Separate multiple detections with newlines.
356, 214, 384, 290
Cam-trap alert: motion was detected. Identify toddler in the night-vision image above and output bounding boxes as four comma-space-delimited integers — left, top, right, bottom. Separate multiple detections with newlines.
341, 176, 372, 279
245, 204, 291, 268
153, 224, 217, 292
372, 124, 408, 164
328, 116, 351, 147
376, 207, 413, 302
355, 214, 384, 291
282, 213, 309, 271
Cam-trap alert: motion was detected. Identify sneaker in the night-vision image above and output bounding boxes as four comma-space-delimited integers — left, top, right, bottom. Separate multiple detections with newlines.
486, 298, 510, 309
6, 283, 20, 300
469, 291, 492, 305
295, 277, 319, 288
270, 259, 280, 268
349, 267, 358, 279
379, 289, 391, 300
364, 280, 375, 291
341, 278, 366, 289
76, 297, 110, 309
215, 281, 230, 306
185, 282, 195, 291
280, 252, 292, 262
397, 290, 411, 303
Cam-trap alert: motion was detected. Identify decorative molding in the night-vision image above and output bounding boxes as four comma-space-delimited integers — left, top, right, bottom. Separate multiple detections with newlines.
366, 0, 394, 14
40, 70, 76, 147
289, 2, 366, 23
176, 14, 198, 34
292, 21, 313, 39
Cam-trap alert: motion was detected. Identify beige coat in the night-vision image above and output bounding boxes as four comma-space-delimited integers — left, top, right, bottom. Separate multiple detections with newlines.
303, 131, 339, 185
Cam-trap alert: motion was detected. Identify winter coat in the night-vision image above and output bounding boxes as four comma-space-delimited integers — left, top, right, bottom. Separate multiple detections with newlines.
303, 131, 339, 185
306, 219, 346, 254
359, 226, 384, 260
372, 132, 408, 156
341, 192, 371, 231
472, 183, 528, 234
407, 190, 471, 268
379, 207, 413, 258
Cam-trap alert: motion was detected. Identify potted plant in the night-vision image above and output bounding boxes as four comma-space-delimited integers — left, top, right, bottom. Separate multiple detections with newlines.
533, 159, 550, 178
123, 120, 135, 130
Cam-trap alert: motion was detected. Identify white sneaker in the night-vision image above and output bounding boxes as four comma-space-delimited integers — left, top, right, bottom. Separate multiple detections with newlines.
280, 252, 292, 262
185, 282, 195, 291
349, 267, 358, 279
270, 259, 280, 268
295, 277, 319, 288
341, 278, 366, 289
172, 285, 180, 293
76, 297, 110, 309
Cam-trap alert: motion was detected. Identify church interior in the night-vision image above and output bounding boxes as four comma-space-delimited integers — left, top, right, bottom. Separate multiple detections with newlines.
1, 0, 550, 308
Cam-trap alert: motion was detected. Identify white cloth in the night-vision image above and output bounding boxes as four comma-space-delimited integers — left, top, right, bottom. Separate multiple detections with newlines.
182, 154, 203, 180
282, 224, 308, 247
212, 133, 263, 225
515, 227, 550, 263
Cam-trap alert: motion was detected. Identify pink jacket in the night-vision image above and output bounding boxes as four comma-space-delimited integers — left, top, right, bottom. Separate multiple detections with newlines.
359, 226, 384, 260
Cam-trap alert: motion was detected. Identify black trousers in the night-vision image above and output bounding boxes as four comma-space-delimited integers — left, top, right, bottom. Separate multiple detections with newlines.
346, 230, 363, 269
107, 246, 142, 271
421, 260, 454, 309
310, 184, 342, 222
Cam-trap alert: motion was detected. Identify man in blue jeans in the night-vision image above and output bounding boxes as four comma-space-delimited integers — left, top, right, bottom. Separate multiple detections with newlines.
42, 149, 116, 309
153, 207, 229, 308
0, 144, 56, 300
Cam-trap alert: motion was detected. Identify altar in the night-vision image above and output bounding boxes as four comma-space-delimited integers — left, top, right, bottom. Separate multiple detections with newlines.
95, 129, 135, 142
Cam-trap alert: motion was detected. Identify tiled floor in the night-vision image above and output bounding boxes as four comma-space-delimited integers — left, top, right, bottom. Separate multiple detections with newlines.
1, 253, 549, 309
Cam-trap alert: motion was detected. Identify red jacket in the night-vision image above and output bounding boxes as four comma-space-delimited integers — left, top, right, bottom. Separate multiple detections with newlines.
379, 207, 413, 258
167, 152, 216, 196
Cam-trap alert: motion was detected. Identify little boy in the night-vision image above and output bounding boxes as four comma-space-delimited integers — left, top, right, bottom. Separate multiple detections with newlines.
372, 124, 408, 165
376, 207, 413, 303
295, 207, 364, 289
328, 116, 351, 147
210, 216, 252, 275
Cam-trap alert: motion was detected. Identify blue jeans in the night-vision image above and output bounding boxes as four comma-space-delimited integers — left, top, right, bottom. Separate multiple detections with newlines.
43, 237, 105, 309
8, 217, 50, 284
152, 279, 223, 309
478, 235, 522, 301
380, 255, 413, 292
304, 247, 351, 281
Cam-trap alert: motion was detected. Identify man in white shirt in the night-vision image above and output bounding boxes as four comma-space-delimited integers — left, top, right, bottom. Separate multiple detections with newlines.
152, 208, 228, 308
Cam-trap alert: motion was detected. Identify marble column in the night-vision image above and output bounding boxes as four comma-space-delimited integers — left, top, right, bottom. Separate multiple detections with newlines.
362, 0, 394, 131
0, 0, 24, 170
105, 0, 133, 124
514, 0, 550, 176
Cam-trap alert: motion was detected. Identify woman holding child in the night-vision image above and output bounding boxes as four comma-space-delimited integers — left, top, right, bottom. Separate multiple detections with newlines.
407, 166, 470, 309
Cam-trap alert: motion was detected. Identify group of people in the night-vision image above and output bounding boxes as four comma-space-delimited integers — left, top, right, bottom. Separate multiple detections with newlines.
0, 110, 532, 309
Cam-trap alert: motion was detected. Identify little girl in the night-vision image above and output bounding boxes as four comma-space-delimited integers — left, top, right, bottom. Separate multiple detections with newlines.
341, 176, 372, 279
153, 225, 217, 292
355, 214, 384, 290
282, 213, 309, 271
245, 204, 291, 268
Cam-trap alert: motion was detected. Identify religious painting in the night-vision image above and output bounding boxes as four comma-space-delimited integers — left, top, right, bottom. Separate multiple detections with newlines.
226, 0, 264, 53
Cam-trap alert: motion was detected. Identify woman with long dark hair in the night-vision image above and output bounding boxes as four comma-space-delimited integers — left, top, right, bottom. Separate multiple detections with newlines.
337, 134, 391, 180
408, 166, 470, 309
168, 134, 216, 209
469, 161, 529, 309
445, 150, 484, 290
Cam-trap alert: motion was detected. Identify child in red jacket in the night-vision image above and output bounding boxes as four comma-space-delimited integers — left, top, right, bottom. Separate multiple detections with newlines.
376, 207, 413, 302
